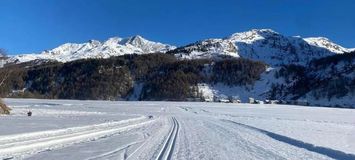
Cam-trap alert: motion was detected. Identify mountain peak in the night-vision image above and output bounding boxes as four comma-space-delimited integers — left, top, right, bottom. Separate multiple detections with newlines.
104, 37, 123, 46
228, 29, 281, 43
7, 29, 353, 66
10, 35, 175, 63
121, 35, 148, 46
131, 35, 144, 40
250, 28, 278, 34
119, 35, 175, 53
171, 29, 352, 66
88, 39, 101, 44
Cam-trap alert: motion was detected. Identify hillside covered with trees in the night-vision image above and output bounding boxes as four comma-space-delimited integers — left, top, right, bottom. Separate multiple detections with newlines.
270, 51, 354, 107
0, 50, 353, 108
0, 53, 267, 101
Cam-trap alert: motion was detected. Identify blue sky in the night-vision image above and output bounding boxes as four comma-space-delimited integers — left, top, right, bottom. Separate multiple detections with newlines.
1, 0, 355, 54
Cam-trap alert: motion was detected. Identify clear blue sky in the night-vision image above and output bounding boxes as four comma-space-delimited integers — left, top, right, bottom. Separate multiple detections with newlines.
1, 0, 354, 54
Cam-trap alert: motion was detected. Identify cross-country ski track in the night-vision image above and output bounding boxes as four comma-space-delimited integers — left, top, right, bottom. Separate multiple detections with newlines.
1, 99, 355, 160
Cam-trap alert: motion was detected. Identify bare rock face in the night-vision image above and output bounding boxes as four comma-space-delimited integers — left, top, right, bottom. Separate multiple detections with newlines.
0, 99, 11, 114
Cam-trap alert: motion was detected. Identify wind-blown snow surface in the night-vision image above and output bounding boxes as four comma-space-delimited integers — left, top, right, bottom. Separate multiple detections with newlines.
1, 99, 354, 160
9, 36, 176, 63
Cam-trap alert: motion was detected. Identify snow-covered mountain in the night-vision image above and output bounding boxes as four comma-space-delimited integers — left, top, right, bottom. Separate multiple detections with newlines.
9, 35, 176, 63
170, 29, 352, 65
6, 29, 353, 66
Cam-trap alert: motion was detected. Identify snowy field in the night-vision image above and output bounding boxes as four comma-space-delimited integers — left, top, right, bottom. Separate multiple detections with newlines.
0, 99, 355, 160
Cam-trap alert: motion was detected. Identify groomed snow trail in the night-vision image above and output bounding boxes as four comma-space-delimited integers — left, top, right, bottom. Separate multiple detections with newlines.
175, 105, 355, 160
155, 117, 179, 160
0, 116, 156, 159
1, 99, 355, 160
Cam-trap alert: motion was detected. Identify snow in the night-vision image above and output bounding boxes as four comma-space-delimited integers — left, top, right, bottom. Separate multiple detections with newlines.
197, 67, 284, 102
174, 29, 352, 66
4, 29, 353, 69
7, 29, 353, 66
228, 29, 274, 43
197, 65, 354, 108
304, 37, 350, 54
174, 39, 239, 59
1, 98, 354, 159
8, 36, 176, 64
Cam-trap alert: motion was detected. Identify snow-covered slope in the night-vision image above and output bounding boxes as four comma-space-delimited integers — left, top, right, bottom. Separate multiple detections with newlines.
2, 99, 355, 159
196, 51, 355, 108
197, 67, 286, 103
304, 37, 350, 54
171, 29, 352, 65
7, 29, 353, 66
172, 39, 239, 59
9, 36, 176, 63
350, 48, 355, 52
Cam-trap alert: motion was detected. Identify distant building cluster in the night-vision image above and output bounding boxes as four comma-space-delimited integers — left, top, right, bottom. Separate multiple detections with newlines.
199, 96, 309, 106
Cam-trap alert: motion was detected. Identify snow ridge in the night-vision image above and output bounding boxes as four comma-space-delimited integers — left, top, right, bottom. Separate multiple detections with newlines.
6, 29, 354, 66
172, 29, 353, 65
9, 36, 176, 63
304, 37, 350, 54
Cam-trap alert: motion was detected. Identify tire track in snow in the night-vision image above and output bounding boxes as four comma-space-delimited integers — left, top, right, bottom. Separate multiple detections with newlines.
156, 117, 179, 160
0, 117, 156, 159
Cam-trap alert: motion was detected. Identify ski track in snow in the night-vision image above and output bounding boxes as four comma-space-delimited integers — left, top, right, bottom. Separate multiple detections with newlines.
0, 116, 156, 159
1, 99, 355, 160
155, 117, 179, 160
